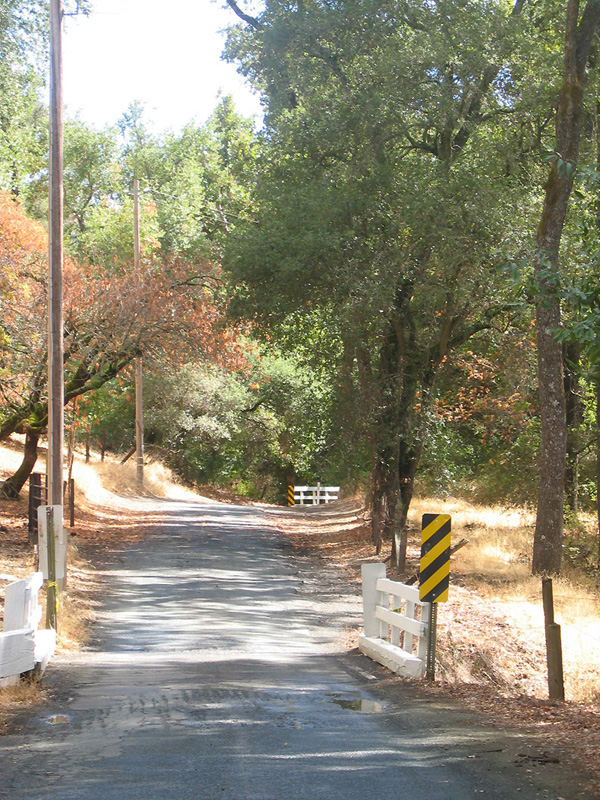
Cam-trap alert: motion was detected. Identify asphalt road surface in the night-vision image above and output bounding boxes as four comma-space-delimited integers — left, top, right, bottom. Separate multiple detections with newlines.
0, 500, 590, 799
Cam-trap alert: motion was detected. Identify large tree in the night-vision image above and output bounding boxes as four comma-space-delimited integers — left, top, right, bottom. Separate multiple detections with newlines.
532, 0, 600, 574
224, 0, 547, 567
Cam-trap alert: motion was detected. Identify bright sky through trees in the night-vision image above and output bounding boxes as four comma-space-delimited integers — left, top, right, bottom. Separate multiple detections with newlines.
62, 0, 263, 132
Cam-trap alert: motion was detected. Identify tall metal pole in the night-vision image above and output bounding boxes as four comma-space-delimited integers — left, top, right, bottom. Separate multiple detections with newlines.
48, 0, 64, 595
133, 179, 144, 487
48, 0, 64, 510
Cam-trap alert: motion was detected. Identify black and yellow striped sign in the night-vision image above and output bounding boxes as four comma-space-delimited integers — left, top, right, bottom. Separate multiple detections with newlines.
288, 484, 295, 507
419, 514, 451, 604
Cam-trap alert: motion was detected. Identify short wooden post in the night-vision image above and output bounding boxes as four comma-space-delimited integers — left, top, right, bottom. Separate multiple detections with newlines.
69, 478, 75, 527
542, 578, 565, 701
28, 473, 44, 545
361, 563, 386, 638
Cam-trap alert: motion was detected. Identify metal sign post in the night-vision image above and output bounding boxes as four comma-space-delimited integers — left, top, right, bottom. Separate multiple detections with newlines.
426, 602, 438, 681
419, 513, 451, 681
45, 506, 58, 631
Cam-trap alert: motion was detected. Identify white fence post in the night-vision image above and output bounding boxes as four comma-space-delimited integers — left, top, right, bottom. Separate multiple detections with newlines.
361, 563, 386, 638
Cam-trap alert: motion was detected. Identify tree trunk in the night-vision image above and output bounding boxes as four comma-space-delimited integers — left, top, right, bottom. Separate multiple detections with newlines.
532, 0, 600, 575
596, 381, 600, 569
564, 341, 583, 512
370, 287, 405, 552
533, 297, 567, 574
0, 429, 40, 499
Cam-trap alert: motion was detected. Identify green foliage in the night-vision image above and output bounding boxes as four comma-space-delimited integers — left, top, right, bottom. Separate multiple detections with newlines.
75, 380, 135, 456
73, 195, 162, 269
117, 98, 258, 264
141, 352, 334, 501
223, 0, 554, 518
0, 0, 48, 201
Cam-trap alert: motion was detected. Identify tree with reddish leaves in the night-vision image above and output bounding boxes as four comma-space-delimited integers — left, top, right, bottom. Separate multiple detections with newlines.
0, 191, 241, 497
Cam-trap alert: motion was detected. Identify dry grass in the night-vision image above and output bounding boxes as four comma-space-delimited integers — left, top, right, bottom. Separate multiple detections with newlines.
0, 680, 48, 734
404, 497, 600, 705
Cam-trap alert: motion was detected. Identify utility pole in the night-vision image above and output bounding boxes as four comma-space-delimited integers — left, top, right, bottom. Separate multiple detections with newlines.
47, 0, 64, 593
134, 179, 144, 487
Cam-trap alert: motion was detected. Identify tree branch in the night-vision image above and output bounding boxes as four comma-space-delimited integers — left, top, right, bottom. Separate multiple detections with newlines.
225, 0, 263, 30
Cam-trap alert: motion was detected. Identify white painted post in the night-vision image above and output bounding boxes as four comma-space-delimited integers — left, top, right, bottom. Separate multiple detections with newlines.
24, 573, 43, 631
316, 481, 321, 504
3, 580, 27, 632
38, 505, 66, 581
405, 600, 415, 653
361, 563, 386, 638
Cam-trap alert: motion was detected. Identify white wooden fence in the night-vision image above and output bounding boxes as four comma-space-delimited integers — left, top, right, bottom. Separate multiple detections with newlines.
359, 562, 430, 678
0, 573, 56, 686
294, 483, 340, 505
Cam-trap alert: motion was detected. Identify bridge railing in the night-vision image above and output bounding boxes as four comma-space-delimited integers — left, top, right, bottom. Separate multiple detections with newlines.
293, 483, 340, 505
359, 562, 430, 678
0, 572, 56, 686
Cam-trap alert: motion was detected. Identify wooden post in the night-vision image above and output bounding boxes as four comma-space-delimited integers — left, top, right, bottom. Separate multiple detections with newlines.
69, 478, 75, 528
47, 0, 64, 593
48, 0, 64, 512
28, 473, 43, 545
542, 578, 565, 701
133, 178, 144, 487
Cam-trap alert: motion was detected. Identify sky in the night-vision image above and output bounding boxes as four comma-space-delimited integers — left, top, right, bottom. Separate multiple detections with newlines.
62, 0, 263, 133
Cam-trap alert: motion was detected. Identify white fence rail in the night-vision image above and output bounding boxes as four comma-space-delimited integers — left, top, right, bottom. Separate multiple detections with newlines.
359, 563, 430, 678
0, 572, 56, 686
294, 483, 340, 505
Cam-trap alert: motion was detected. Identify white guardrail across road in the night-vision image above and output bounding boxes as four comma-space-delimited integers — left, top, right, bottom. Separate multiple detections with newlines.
294, 483, 340, 505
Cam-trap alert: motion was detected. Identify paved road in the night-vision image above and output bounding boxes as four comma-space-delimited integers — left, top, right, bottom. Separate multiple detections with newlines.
0, 500, 589, 799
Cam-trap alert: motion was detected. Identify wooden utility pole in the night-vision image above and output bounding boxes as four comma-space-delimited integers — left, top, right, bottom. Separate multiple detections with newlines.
47, 0, 64, 597
48, 0, 64, 509
133, 179, 144, 487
